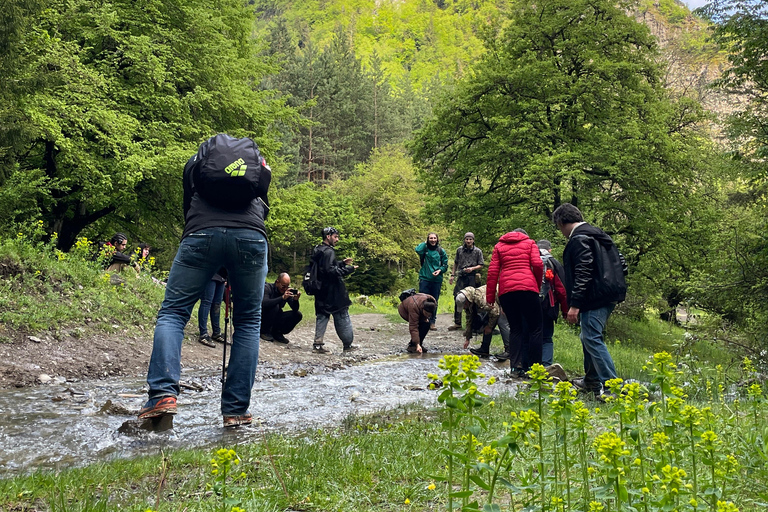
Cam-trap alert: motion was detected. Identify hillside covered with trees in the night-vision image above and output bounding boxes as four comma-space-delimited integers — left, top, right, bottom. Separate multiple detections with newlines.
1, 0, 767, 348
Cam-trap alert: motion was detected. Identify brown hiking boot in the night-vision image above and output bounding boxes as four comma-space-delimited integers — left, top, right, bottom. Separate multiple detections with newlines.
138, 396, 177, 419
447, 324, 463, 331
223, 413, 253, 427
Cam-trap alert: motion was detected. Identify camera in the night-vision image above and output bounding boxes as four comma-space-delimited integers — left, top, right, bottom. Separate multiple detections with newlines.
288, 288, 299, 295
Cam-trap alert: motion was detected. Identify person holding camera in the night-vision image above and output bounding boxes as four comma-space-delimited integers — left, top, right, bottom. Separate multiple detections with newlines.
260, 272, 303, 344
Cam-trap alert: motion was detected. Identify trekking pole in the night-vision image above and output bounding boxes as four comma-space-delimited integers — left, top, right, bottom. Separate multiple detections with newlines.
221, 284, 231, 384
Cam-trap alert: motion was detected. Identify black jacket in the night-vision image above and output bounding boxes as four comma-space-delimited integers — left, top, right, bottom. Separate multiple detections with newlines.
261, 282, 299, 332
562, 223, 627, 312
181, 154, 269, 240
313, 244, 355, 315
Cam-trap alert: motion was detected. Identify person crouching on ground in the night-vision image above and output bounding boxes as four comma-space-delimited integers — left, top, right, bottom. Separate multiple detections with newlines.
260, 272, 302, 344
398, 293, 437, 353
455, 285, 511, 361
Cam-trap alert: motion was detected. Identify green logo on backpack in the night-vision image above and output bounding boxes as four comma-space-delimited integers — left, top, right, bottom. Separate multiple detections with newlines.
225, 158, 247, 177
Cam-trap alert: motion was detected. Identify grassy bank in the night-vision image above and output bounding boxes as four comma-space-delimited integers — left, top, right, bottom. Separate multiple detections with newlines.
1, 350, 765, 511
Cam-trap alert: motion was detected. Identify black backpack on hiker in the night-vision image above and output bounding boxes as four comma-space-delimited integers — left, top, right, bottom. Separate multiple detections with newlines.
302, 248, 322, 296
539, 253, 560, 321
187, 134, 271, 210
398, 288, 417, 302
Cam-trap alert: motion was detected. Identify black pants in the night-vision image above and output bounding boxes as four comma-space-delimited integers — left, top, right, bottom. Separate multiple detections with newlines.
499, 291, 543, 371
453, 273, 477, 325
267, 310, 303, 336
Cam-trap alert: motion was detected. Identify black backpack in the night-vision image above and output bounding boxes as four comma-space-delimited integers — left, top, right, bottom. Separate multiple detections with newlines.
399, 288, 416, 302
188, 134, 271, 210
302, 249, 322, 296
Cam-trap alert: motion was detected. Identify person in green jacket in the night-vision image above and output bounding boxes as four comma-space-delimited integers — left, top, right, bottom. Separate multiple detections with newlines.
415, 233, 449, 329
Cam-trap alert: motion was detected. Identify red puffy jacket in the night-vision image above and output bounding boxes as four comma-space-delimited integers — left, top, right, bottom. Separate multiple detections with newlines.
486, 231, 544, 304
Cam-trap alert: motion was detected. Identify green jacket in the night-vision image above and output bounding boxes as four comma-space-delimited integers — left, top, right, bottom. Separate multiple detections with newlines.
415, 242, 449, 283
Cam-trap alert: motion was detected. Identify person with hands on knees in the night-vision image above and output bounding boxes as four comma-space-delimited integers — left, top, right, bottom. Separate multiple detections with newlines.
398, 293, 437, 354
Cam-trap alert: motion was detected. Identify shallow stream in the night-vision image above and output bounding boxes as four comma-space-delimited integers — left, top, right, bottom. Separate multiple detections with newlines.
0, 355, 511, 475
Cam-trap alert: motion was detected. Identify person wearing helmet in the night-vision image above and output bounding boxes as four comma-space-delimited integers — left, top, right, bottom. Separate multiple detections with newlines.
312, 227, 358, 353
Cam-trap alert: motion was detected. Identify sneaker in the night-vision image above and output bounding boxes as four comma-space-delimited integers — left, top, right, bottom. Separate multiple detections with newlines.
197, 334, 216, 348
545, 363, 568, 383
342, 345, 358, 352
447, 324, 463, 331
223, 412, 252, 427
272, 333, 290, 344
469, 348, 491, 359
138, 396, 177, 419
313, 344, 330, 354
572, 378, 602, 394
260, 332, 275, 342
211, 333, 226, 344
512, 368, 527, 379
493, 351, 510, 362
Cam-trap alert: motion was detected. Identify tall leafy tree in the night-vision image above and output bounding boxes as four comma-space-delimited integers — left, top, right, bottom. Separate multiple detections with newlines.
689, 0, 768, 343
0, 0, 295, 250
411, 0, 710, 293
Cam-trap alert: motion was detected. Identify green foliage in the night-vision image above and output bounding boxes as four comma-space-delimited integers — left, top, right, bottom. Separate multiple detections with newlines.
0, 0, 296, 252
268, 145, 431, 294
0, 223, 165, 332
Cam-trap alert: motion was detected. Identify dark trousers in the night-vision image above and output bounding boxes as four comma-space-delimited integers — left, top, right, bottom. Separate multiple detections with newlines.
418, 320, 430, 345
453, 273, 476, 325
499, 291, 543, 371
265, 309, 303, 336
418, 279, 442, 325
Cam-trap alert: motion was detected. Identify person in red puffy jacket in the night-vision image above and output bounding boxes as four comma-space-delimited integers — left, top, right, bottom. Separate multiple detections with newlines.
486, 228, 544, 376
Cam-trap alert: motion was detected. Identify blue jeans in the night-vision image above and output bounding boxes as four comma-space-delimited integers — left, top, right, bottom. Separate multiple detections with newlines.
542, 318, 555, 366
580, 305, 617, 387
314, 308, 354, 347
198, 279, 226, 336
144, 228, 268, 416
418, 279, 441, 325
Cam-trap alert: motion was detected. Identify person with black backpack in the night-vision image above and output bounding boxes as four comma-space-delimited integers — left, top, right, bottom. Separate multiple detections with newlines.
553, 203, 628, 399
138, 134, 271, 428
536, 240, 568, 367
312, 227, 358, 354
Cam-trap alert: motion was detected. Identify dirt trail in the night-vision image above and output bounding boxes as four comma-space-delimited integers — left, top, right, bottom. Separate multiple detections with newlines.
0, 313, 472, 389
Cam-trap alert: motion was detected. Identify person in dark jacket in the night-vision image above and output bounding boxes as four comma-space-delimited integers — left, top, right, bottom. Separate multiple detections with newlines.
261, 272, 302, 344
398, 293, 437, 353
139, 138, 270, 428
552, 203, 627, 396
313, 227, 358, 354
448, 233, 484, 330
414, 233, 448, 330
486, 228, 544, 376
105, 233, 137, 272
536, 240, 569, 367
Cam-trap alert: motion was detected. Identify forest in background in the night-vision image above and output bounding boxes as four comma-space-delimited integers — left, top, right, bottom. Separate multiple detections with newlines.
1, 0, 767, 349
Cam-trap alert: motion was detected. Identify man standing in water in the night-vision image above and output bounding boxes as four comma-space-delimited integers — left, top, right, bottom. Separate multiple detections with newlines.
138, 134, 270, 427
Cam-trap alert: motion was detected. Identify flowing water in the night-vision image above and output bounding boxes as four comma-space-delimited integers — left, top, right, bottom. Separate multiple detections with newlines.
0, 355, 512, 475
